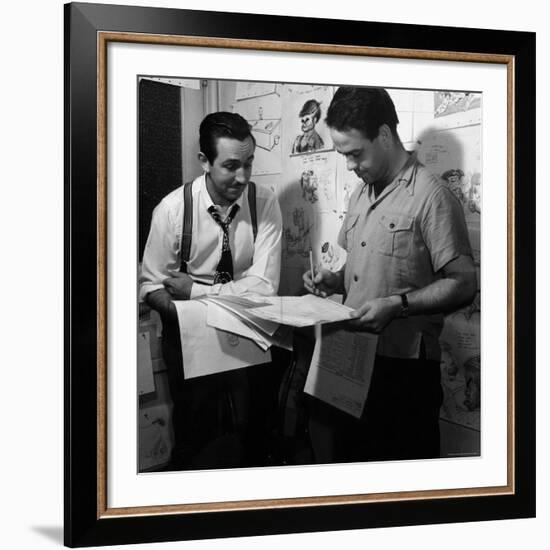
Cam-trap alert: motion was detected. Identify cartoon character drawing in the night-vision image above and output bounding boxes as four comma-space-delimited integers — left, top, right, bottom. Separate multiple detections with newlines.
283, 207, 311, 258
441, 168, 466, 204
319, 241, 342, 271
291, 99, 325, 154
300, 169, 318, 204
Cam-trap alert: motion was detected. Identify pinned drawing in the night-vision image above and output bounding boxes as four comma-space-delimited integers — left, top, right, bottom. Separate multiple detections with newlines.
300, 169, 318, 204
139, 407, 172, 470
235, 81, 279, 101
292, 99, 325, 154
320, 241, 341, 271
283, 85, 334, 157
310, 211, 346, 273
441, 168, 467, 202
289, 152, 337, 212
234, 100, 282, 176
282, 207, 312, 260
434, 91, 481, 118
249, 118, 281, 151
439, 342, 481, 430
439, 301, 481, 431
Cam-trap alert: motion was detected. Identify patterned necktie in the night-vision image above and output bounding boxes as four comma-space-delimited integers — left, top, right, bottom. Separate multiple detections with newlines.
208, 204, 240, 284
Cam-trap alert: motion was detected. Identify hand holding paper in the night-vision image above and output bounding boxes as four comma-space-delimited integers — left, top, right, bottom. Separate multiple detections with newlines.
247, 294, 354, 327
348, 296, 402, 333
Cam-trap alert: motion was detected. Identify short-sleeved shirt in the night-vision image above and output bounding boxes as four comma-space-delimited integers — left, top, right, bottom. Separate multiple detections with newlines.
338, 154, 473, 360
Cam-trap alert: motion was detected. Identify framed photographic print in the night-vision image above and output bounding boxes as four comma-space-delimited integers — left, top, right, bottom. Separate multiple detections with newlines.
64, 2, 535, 547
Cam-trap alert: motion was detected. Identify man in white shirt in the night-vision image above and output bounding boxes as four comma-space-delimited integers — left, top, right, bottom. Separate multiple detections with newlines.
140, 112, 283, 469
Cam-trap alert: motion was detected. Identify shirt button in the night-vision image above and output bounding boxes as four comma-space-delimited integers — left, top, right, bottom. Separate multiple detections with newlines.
389, 222, 395, 229
361, 241, 366, 247
353, 275, 359, 282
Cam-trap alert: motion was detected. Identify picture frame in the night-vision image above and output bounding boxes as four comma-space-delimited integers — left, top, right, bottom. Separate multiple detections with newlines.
64, 1, 536, 547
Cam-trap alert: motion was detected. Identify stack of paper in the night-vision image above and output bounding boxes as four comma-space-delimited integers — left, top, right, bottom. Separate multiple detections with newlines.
199, 294, 293, 351
200, 293, 353, 349
174, 293, 356, 380
243, 294, 355, 327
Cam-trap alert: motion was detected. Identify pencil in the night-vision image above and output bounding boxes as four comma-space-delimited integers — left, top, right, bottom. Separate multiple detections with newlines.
309, 248, 315, 284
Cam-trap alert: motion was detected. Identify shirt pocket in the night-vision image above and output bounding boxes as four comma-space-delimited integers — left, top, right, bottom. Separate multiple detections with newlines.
342, 213, 360, 253
377, 212, 414, 259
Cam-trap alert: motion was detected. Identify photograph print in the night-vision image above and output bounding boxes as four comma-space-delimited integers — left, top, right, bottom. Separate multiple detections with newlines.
137, 75, 481, 473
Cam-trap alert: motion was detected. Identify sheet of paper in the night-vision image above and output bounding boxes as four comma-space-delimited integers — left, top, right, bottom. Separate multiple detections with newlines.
205, 301, 271, 350
304, 325, 378, 418
174, 300, 271, 379
247, 294, 354, 327
137, 331, 155, 395
204, 295, 280, 336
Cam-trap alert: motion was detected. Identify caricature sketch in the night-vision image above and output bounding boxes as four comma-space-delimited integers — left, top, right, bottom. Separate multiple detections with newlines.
292, 99, 325, 154
320, 241, 341, 271
282, 207, 312, 259
300, 169, 318, 204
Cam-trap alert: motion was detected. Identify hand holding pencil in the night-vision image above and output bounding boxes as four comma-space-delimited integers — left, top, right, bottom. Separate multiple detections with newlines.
303, 248, 343, 298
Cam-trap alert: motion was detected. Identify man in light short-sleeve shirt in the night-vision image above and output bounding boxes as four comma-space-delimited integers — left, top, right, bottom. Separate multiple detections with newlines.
303, 87, 477, 462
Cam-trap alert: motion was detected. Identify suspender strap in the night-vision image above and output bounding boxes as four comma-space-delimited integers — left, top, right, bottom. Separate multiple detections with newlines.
248, 181, 258, 243
179, 181, 194, 273
180, 180, 258, 272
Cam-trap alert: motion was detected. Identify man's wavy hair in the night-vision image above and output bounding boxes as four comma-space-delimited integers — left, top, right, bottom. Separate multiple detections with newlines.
325, 86, 399, 140
199, 112, 255, 163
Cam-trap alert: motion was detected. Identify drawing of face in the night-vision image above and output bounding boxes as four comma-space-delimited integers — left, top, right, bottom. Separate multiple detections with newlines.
330, 127, 389, 186
301, 112, 316, 133
200, 136, 255, 206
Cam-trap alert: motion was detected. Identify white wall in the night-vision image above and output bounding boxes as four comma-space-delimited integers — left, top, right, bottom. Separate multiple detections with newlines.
2, 1, 546, 549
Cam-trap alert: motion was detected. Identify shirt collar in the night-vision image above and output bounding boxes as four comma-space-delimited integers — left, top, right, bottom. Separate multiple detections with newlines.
398, 151, 420, 196
198, 173, 247, 212
363, 151, 419, 204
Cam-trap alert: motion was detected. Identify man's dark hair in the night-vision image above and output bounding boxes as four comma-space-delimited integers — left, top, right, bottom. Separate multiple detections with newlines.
299, 99, 322, 123
199, 111, 255, 163
325, 87, 399, 140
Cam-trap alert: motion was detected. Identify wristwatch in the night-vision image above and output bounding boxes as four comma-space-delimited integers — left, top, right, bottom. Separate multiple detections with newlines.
399, 293, 409, 318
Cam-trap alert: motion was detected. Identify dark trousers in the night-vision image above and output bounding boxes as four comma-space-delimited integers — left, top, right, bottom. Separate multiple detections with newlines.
310, 349, 443, 464
162, 318, 287, 470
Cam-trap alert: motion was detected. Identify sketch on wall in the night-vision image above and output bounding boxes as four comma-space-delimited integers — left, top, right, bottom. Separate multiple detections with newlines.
282, 206, 313, 262
311, 211, 346, 273
288, 152, 338, 213
434, 91, 481, 118
283, 85, 334, 157
233, 89, 283, 176
235, 81, 279, 101
439, 312, 481, 430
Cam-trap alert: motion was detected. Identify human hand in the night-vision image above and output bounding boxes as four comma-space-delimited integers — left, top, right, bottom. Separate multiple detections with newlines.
303, 268, 342, 298
145, 288, 176, 320
348, 296, 401, 333
163, 272, 194, 300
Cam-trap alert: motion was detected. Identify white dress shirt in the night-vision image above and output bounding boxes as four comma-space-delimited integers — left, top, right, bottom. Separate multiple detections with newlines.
139, 174, 282, 301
